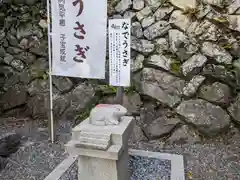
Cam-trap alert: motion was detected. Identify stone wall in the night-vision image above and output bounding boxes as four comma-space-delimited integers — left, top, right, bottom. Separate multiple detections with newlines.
0, 0, 240, 145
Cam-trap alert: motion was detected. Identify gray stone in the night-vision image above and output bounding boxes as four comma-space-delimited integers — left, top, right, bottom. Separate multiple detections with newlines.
3, 53, 14, 65
131, 22, 143, 38
169, 29, 198, 61
30, 58, 48, 78
228, 94, 240, 124
28, 79, 49, 96
146, 0, 162, 11
143, 21, 171, 40
14, 52, 36, 64
19, 70, 32, 85
29, 39, 48, 56
6, 47, 23, 54
170, 0, 197, 9
131, 54, 144, 72
52, 76, 74, 93
27, 93, 49, 120
197, 4, 212, 19
146, 54, 172, 71
155, 38, 169, 53
39, 19, 48, 29
169, 10, 192, 31
133, 0, 144, 10
136, 7, 152, 21
183, 75, 206, 97
0, 30, 5, 41
115, 0, 132, 13
203, 0, 227, 8
129, 123, 146, 144
123, 11, 136, 19
64, 83, 96, 119
19, 38, 29, 49
143, 117, 180, 140
16, 23, 33, 39
134, 68, 185, 107
0, 85, 27, 110
228, 0, 240, 14
167, 125, 200, 145
131, 37, 155, 55
187, 20, 222, 42
201, 42, 232, 64
228, 15, 240, 32
202, 64, 235, 86
7, 34, 18, 46
25, 0, 38, 5
141, 16, 155, 29
3, 74, 20, 91
0, 47, 6, 58
11, 59, 25, 71
154, 6, 174, 21
199, 82, 231, 105
181, 54, 208, 76
53, 94, 70, 118
176, 99, 231, 136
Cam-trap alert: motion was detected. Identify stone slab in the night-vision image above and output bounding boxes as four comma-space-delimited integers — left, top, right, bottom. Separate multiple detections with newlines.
78, 150, 130, 180
65, 140, 123, 160
72, 116, 134, 148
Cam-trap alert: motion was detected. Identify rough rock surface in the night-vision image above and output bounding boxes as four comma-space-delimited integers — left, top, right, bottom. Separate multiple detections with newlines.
166, 125, 201, 145
131, 22, 143, 38
146, 54, 172, 71
170, 0, 197, 9
131, 54, 144, 72
169, 29, 198, 61
183, 75, 206, 97
143, 21, 171, 40
131, 37, 155, 54
228, 94, 240, 124
134, 68, 185, 107
169, 10, 192, 31
176, 99, 231, 136
181, 54, 207, 76
143, 117, 180, 140
201, 42, 232, 64
199, 82, 231, 105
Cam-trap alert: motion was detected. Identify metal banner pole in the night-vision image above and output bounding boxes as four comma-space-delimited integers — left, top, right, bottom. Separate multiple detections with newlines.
47, 0, 55, 143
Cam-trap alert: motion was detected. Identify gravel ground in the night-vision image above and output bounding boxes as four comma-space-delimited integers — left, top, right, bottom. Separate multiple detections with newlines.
129, 156, 171, 180
0, 118, 73, 180
132, 127, 240, 180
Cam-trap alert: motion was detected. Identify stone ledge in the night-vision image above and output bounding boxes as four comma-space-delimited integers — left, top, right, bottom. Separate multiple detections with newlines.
65, 140, 123, 160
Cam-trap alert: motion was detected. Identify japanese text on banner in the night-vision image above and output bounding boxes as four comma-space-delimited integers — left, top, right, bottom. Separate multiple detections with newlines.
108, 19, 131, 87
51, 0, 107, 79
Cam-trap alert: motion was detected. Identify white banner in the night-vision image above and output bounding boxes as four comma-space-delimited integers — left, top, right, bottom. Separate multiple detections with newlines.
108, 19, 131, 87
51, 0, 107, 79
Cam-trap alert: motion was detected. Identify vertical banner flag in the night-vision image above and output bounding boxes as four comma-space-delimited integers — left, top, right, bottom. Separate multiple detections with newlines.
51, 0, 107, 79
108, 19, 131, 87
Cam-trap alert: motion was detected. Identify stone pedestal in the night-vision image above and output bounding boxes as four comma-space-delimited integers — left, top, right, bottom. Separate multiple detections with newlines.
65, 116, 134, 180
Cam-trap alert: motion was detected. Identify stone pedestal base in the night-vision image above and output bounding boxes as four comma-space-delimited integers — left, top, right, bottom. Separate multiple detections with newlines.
78, 149, 129, 180
65, 116, 134, 180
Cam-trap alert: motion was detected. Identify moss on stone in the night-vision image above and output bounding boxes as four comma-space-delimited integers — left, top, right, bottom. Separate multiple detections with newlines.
170, 59, 182, 74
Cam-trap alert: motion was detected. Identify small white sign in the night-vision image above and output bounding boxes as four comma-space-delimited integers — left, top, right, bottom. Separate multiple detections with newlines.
51, 0, 107, 79
108, 19, 131, 87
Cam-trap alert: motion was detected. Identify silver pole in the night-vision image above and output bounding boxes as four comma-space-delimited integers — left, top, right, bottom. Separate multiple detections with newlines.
47, 0, 55, 143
